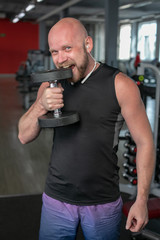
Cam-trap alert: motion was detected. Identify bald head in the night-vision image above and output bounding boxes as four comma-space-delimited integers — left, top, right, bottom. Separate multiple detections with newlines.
48, 18, 88, 43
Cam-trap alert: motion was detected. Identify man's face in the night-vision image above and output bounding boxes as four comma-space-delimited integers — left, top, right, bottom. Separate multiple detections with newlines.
48, 27, 89, 83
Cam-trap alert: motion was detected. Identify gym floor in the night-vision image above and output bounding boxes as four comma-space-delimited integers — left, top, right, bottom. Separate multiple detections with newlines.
0, 76, 51, 195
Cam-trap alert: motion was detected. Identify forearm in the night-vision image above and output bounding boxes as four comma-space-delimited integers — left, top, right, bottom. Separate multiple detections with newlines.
136, 142, 155, 203
18, 98, 47, 144
125, 141, 155, 232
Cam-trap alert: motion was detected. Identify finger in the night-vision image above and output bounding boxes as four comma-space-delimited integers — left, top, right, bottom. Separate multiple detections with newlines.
47, 103, 64, 111
58, 83, 64, 91
44, 90, 63, 101
55, 103, 64, 109
129, 219, 145, 232
126, 219, 136, 230
49, 88, 63, 95
125, 215, 134, 230
50, 93, 63, 99
47, 98, 63, 107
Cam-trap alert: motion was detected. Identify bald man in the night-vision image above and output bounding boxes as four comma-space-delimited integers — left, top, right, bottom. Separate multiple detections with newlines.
18, 18, 155, 240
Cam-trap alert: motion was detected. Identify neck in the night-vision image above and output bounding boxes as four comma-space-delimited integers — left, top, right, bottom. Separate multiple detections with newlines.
81, 61, 97, 84
81, 59, 99, 84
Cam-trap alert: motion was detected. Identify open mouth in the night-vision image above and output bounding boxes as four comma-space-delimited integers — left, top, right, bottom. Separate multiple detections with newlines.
62, 64, 75, 70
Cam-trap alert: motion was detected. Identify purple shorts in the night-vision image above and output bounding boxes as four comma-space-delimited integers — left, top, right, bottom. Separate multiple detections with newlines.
39, 193, 122, 240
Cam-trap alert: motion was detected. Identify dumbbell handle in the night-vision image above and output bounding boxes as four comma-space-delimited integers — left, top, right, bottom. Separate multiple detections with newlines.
50, 80, 62, 118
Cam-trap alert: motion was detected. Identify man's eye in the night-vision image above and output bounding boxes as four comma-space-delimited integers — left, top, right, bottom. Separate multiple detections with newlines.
51, 50, 58, 55
65, 47, 71, 51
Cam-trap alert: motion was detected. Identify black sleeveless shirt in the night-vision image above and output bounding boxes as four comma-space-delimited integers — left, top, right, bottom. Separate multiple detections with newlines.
45, 63, 124, 205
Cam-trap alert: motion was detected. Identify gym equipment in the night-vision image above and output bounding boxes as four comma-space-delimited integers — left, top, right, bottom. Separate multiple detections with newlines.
121, 132, 138, 186
123, 162, 137, 176
124, 131, 135, 145
120, 64, 160, 197
16, 49, 46, 110
138, 64, 160, 194
122, 172, 137, 185
124, 142, 137, 154
31, 68, 80, 128
123, 153, 136, 166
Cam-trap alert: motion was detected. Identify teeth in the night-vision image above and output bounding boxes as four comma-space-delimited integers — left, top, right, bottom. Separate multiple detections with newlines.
63, 65, 70, 68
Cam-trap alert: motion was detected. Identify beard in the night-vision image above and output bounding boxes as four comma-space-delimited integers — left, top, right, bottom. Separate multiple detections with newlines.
57, 47, 89, 83
75, 48, 89, 81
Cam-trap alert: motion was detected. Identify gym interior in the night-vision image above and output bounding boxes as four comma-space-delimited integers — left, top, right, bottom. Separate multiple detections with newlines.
0, 0, 160, 239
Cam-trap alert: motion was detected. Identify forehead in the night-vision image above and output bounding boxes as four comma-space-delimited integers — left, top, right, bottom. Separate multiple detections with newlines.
52, 28, 73, 43
48, 24, 83, 49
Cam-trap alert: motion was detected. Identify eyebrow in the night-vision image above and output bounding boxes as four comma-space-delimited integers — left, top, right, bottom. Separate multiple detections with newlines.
49, 45, 72, 52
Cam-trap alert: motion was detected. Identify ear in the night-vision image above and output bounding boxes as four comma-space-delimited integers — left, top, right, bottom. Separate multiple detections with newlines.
85, 36, 93, 53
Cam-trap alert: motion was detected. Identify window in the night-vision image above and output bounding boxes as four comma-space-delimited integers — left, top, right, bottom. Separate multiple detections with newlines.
137, 21, 157, 61
118, 24, 131, 60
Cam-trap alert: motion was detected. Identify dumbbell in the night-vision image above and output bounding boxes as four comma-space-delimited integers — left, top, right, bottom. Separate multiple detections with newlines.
122, 172, 137, 185
124, 142, 137, 154
123, 152, 136, 166
123, 162, 137, 176
31, 68, 80, 128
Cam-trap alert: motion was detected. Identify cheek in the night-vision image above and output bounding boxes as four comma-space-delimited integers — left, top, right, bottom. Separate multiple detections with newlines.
71, 47, 84, 60
51, 56, 59, 68
72, 55, 84, 68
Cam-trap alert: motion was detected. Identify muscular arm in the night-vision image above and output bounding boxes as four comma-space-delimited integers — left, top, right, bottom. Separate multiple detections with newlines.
115, 72, 155, 232
18, 82, 48, 144
18, 82, 64, 144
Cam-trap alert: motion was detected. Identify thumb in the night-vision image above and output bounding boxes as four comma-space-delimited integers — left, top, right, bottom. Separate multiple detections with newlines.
126, 216, 137, 230
125, 217, 132, 230
125, 212, 134, 230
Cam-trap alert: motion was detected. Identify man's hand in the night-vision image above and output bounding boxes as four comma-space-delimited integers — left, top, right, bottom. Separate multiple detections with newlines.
125, 200, 148, 232
41, 83, 64, 111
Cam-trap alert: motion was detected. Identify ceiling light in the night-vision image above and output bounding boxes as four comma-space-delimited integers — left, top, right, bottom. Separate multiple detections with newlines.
36, 0, 44, 2
12, 17, 19, 23
25, 3, 35, 12
119, 4, 134, 10
17, 12, 25, 19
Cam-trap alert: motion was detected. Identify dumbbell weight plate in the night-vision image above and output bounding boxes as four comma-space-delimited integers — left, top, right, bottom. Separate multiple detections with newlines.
31, 68, 80, 128
31, 68, 72, 83
39, 111, 79, 128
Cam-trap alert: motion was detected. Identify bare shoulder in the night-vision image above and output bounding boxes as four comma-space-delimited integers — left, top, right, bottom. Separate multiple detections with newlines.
115, 72, 141, 107
115, 72, 138, 93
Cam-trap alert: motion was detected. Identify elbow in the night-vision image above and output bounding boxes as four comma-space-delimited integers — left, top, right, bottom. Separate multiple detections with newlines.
18, 130, 40, 144
18, 133, 28, 144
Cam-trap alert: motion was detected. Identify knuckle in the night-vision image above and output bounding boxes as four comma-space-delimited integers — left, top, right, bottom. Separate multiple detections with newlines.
139, 220, 144, 226
48, 104, 53, 110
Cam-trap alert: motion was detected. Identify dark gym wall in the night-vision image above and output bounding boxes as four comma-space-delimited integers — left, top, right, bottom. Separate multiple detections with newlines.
0, 19, 39, 74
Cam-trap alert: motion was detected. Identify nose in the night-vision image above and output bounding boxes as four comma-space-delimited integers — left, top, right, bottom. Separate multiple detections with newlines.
57, 51, 67, 64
